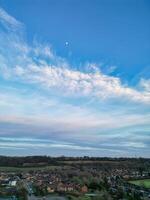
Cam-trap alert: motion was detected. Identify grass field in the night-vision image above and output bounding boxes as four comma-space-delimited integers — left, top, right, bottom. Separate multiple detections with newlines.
129, 179, 150, 189
0, 165, 69, 172
59, 160, 122, 164
0, 160, 125, 172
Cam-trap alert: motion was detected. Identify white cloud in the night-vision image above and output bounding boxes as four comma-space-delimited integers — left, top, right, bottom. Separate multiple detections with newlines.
0, 137, 126, 153
0, 7, 23, 30
0, 141, 99, 151
0, 8, 149, 105
0, 7, 150, 156
4, 64, 149, 104
140, 78, 150, 92
122, 141, 146, 148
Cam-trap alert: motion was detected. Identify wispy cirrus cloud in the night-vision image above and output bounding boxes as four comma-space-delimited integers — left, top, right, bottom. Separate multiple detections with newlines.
0, 7, 23, 30
9, 65, 150, 104
0, 7, 150, 105
140, 78, 150, 92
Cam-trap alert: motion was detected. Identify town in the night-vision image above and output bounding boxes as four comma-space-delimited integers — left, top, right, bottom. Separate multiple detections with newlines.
0, 156, 150, 200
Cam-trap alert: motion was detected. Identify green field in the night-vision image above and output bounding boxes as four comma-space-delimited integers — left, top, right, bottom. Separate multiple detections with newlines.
129, 179, 150, 189
0, 165, 69, 172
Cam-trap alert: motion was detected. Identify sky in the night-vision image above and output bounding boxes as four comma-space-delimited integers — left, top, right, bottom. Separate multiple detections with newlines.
0, 0, 150, 157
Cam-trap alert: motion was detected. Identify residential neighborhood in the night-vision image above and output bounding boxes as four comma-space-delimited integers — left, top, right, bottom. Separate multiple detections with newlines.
0, 157, 150, 200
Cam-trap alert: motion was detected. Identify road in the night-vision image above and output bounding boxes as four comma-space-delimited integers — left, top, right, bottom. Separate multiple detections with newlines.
28, 195, 67, 200
22, 180, 67, 200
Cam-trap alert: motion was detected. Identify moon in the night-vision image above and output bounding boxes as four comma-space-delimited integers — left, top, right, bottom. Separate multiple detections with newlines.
65, 41, 69, 46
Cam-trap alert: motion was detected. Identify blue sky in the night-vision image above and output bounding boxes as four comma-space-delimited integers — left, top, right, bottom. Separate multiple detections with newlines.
0, 0, 150, 157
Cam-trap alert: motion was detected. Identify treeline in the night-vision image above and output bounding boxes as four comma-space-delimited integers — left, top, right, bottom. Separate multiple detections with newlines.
0, 156, 57, 167
0, 155, 150, 167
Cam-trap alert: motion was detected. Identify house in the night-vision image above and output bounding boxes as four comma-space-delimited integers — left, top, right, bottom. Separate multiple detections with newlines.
9, 181, 17, 187
47, 185, 55, 193
57, 183, 67, 192
81, 185, 88, 193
